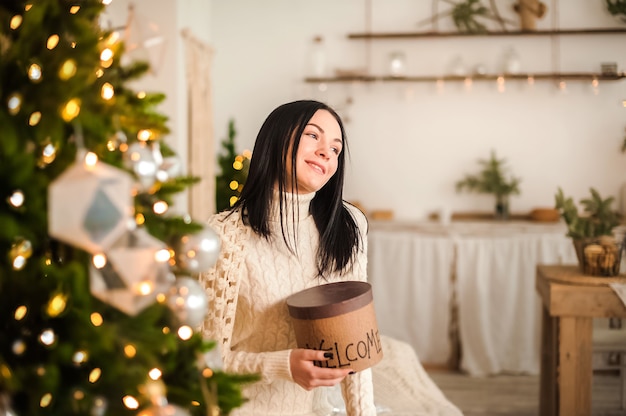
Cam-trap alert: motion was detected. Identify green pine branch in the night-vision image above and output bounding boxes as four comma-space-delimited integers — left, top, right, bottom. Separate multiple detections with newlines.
456, 150, 521, 198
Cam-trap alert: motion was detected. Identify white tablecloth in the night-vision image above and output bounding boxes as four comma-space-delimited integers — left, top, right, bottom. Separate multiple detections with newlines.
367, 220, 578, 376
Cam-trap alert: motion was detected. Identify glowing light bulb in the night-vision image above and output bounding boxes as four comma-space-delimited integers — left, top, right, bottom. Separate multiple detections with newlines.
59, 59, 77, 80
84, 151, 98, 167
100, 48, 113, 62
148, 368, 162, 380
92, 254, 107, 269
72, 350, 88, 364
39, 329, 56, 346
497, 76, 505, 93
101, 82, 114, 100
8, 190, 25, 208
40, 393, 53, 408
41, 143, 57, 165
155, 249, 170, 263
153, 201, 168, 214
10, 15, 22, 30
124, 344, 136, 358
14, 305, 27, 321
28, 63, 42, 82
7, 93, 23, 115
178, 326, 193, 340
137, 129, 152, 141
61, 98, 81, 122
47, 34, 59, 50
29, 111, 42, 126
89, 368, 102, 383
90, 313, 103, 326
136, 281, 154, 296
47, 293, 68, 317
122, 396, 139, 410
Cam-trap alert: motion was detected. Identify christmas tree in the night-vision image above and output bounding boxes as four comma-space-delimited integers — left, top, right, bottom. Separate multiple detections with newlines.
0, 1, 254, 415
215, 120, 250, 212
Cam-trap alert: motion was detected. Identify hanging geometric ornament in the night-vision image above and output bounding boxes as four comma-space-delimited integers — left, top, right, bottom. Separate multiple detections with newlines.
125, 142, 159, 191
166, 276, 208, 329
90, 227, 175, 316
122, 4, 166, 75
48, 155, 133, 254
175, 225, 221, 274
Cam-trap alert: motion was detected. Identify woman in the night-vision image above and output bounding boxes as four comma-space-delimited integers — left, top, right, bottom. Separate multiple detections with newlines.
199, 100, 376, 415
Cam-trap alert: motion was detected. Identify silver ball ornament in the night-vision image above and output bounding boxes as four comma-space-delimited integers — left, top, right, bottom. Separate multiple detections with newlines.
176, 225, 220, 274
166, 276, 208, 329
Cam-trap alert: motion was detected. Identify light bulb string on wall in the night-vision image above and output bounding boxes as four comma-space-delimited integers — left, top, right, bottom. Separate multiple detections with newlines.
365, 0, 372, 75
551, 0, 561, 78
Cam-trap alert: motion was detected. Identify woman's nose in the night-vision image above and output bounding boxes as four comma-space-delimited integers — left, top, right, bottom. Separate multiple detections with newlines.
315, 147, 329, 159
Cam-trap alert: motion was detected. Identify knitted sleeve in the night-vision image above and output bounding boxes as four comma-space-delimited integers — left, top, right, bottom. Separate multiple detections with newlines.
340, 204, 377, 415
198, 212, 292, 383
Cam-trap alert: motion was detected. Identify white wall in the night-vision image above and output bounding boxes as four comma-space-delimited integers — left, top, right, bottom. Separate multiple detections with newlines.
106, 0, 626, 221
210, 0, 626, 220
104, 0, 211, 213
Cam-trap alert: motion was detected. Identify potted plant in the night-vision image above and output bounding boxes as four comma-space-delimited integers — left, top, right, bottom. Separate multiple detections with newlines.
455, 150, 521, 219
605, 0, 626, 23
554, 187, 623, 276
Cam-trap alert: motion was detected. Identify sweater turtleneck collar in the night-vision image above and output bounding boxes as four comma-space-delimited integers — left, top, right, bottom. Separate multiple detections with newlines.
270, 189, 315, 223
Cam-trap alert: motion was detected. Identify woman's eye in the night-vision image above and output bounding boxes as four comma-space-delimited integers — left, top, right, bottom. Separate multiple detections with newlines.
307, 132, 318, 140
331, 147, 340, 155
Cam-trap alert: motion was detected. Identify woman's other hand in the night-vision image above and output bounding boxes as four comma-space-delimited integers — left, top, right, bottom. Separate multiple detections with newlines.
289, 349, 353, 391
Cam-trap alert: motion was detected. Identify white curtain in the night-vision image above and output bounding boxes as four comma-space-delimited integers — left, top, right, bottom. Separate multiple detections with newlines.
181, 29, 215, 221
368, 229, 455, 366
456, 233, 577, 376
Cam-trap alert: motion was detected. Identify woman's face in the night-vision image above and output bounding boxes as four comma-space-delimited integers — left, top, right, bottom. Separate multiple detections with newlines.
286, 109, 343, 194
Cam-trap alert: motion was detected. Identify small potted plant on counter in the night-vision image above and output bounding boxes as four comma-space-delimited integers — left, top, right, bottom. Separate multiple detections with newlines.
456, 150, 521, 220
554, 187, 623, 276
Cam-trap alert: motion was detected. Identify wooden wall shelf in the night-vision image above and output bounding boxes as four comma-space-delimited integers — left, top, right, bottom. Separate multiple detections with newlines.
304, 72, 625, 84
347, 28, 626, 39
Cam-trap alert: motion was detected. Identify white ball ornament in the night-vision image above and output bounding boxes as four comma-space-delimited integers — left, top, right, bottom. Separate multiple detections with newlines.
176, 225, 220, 274
166, 276, 208, 329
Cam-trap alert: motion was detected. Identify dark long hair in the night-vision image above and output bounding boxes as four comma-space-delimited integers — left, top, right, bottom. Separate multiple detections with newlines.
231, 100, 362, 277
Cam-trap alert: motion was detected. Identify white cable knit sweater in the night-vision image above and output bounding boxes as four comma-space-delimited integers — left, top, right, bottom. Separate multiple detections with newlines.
199, 192, 377, 416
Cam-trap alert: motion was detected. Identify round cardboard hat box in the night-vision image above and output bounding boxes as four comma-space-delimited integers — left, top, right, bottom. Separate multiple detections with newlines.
286, 281, 383, 372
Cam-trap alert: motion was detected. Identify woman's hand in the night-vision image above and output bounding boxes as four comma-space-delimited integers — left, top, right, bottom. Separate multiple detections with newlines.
289, 349, 353, 391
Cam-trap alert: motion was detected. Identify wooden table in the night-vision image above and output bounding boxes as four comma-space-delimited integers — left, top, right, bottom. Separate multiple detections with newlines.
536, 265, 626, 416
